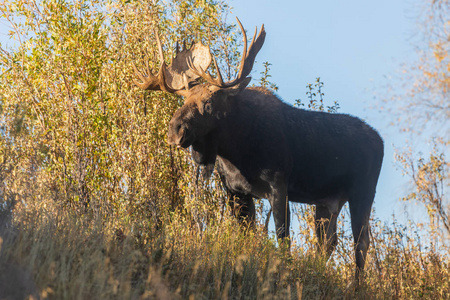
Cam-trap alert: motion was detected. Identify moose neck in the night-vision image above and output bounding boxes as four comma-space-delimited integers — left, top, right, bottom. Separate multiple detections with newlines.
190, 93, 251, 165
214, 92, 260, 161
191, 129, 218, 166
190, 87, 280, 173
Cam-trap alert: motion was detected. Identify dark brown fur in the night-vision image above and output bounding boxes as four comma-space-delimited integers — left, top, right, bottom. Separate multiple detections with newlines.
168, 85, 384, 280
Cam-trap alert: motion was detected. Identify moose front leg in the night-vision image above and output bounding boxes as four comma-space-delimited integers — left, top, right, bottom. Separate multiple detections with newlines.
228, 193, 256, 228
315, 205, 339, 258
315, 199, 346, 259
269, 184, 290, 246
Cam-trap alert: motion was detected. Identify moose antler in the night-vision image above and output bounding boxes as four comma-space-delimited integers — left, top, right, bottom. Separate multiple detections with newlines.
187, 17, 266, 88
132, 30, 212, 94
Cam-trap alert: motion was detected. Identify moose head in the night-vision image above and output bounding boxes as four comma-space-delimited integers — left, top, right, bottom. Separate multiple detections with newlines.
133, 18, 265, 151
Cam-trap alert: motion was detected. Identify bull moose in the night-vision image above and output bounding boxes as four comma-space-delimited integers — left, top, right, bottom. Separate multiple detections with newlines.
133, 18, 384, 279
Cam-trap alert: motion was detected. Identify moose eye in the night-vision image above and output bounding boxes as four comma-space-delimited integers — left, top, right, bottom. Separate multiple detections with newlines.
203, 102, 212, 114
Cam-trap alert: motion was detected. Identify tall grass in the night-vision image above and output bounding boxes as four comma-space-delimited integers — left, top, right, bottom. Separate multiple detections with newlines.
1, 198, 449, 299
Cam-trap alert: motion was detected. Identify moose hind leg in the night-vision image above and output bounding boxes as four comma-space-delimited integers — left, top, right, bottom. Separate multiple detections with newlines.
349, 188, 375, 281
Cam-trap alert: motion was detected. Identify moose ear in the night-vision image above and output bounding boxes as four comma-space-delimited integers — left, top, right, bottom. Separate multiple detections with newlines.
224, 77, 251, 96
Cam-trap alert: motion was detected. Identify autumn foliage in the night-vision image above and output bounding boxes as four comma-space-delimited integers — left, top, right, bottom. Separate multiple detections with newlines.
0, 0, 449, 299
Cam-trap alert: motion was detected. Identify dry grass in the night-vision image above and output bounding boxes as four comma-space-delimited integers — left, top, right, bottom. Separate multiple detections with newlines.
0, 200, 448, 300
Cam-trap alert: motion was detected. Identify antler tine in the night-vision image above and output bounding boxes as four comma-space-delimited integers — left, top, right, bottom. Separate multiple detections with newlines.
155, 30, 165, 63
145, 53, 152, 75
211, 55, 225, 86
188, 56, 223, 86
250, 26, 257, 55
231, 20, 266, 87
182, 73, 189, 90
132, 60, 157, 90
187, 57, 202, 77
132, 30, 171, 91
187, 56, 198, 75
235, 17, 248, 79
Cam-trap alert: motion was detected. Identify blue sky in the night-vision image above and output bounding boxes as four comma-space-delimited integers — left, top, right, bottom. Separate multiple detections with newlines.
230, 0, 422, 224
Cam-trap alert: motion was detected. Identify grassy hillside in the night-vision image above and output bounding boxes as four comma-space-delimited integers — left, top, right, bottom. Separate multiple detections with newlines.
0, 199, 449, 299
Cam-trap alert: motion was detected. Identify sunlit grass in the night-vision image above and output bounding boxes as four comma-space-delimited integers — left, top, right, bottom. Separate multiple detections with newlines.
0, 199, 448, 299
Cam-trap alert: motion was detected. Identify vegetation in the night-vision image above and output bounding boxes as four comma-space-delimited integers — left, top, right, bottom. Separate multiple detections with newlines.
0, 0, 448, 299
294, 77, 340, 113
387, 0, 449, 245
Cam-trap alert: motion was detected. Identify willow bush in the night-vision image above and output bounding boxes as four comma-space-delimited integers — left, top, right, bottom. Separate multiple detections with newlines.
0, 0, 242, 230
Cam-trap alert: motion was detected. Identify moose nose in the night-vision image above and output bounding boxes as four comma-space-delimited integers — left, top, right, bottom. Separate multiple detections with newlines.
167, 133, 175, 145
167, 124, 188, 147
167, 128, 177, 146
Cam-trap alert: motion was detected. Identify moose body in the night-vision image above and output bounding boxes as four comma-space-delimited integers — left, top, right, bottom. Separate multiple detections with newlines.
133, 19, 383, 279
176, 86, 383, 277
